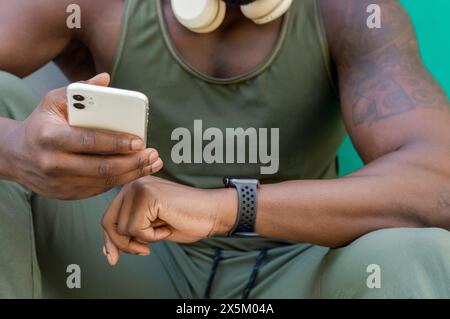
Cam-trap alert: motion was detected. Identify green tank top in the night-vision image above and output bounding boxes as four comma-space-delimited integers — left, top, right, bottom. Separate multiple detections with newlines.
110, 0, 346, 248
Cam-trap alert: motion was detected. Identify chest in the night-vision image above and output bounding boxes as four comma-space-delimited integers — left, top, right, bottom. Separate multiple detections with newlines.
104, 0, 345, 183
162, 1, 283, 79
58, 0, 282, 81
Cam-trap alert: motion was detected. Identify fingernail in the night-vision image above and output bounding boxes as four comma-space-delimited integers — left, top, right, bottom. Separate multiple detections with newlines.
90, 72, 109, 81
150, 159, 163, 173
90, 74, 101, 82
107, 253, 115, 266
138, 251, 150, 256
131, 138, 144, 151
149, 151, 158, 164
102, 246, 107, 256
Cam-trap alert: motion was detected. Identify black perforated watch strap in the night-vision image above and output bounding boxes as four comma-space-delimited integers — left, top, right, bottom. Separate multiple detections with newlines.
223, 178, 259, 237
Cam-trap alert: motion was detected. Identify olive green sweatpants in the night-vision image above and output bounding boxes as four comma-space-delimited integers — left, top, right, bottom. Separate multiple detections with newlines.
1, 71, 450, 299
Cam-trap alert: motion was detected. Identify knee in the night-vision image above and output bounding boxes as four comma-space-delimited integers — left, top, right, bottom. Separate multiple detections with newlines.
320, 228, 450, 298
0, 71, 24, 94
341, 228, 450, 276
0, 71, 38, 120
356, 227, 450, 262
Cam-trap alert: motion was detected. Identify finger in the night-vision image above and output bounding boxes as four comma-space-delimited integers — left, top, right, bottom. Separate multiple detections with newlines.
152, 219, 168, 228
67, 164, 158, 191
45, 125, 145, 154
103, 222, 150, 258
148, 158, 164, 174
135, 226, 172, 244
51, 159, 161, 196
117, 189, 134, 235
52, 148, 160, 178
43, 74, 110, 116
102, 163, 160, 189
127, 193, 172, 243
103, 231, 120, 266
102, 192, 150, 256
102, 189, 121, 267
108, 235, 150, 256
100, 158, 163, 188
116, 189, 169, 245
102, 190, 124, 235
133, 220, 169, 244
85, 73, 110, 87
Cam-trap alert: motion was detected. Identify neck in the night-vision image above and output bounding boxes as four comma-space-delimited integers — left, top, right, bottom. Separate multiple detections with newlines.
221, 4, 248, 29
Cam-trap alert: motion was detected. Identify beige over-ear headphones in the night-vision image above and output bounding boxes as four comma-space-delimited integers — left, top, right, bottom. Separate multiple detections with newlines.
171, 0, 293, 33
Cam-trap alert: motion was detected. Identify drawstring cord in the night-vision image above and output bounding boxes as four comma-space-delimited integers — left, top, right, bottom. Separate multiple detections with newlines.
204, 248, 223, 299
203, 247, 268, 299
241, 247, 268, 299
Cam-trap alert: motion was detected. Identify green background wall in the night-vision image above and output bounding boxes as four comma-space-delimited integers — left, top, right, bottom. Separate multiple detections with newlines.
338, 0, 450, 176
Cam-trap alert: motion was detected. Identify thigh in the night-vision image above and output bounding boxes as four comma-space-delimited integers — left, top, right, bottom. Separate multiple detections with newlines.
319, 228, 450, 298
184, 242, 329, 299
249, 244, 329, 299
32, 188, 190, 298
0, 72, 188, 298
0, 180, 41, 298
0, 71, 38, 120
0, 72, 41, 298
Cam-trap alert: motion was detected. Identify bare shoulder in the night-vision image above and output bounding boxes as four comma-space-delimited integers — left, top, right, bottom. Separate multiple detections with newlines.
319, 0, 413, 61
318, 0, 449, 161
56, 0, 125, 79
0, 0, 80, 75
0, 0, 124, 77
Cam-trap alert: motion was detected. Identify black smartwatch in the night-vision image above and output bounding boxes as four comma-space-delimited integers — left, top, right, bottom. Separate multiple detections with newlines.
223, 177, 260, 237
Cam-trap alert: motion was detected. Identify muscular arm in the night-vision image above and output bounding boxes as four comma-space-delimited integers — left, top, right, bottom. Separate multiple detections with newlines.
0, 0, 67, 178
0, 1, 160, 199
0, 0, 73, 178
100, 1, 450, 257
244, 0, 450, 247
0, 0, 76, 77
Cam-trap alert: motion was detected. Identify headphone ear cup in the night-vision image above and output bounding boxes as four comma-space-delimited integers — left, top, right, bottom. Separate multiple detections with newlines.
171, 0, 226, 33
241, 0, 292, 24
192, 1, 226, 33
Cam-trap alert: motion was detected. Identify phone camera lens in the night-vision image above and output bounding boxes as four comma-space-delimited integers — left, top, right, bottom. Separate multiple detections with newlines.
73, 103, 86, 110
73, 95, 85, 101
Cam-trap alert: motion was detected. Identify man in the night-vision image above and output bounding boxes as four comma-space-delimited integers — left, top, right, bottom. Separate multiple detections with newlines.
0, 0, 449, 298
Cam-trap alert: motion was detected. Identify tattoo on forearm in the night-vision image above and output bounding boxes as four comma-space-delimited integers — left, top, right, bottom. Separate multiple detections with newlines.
335, 1, 449, 127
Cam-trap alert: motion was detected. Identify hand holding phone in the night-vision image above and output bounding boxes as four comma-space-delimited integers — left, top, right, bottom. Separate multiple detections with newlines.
67, 83, 149, 143
6, 73, 162, 200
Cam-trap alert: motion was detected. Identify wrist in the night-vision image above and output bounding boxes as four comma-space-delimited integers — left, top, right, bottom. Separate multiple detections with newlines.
254, 184, 268, 236
209, 188, 238, 237
0, 117, 22, 181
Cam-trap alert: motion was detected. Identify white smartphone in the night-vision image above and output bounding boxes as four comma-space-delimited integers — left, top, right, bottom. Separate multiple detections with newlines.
67, 83, 149, 143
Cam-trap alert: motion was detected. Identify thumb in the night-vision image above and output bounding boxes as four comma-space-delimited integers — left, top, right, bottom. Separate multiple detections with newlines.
85, 72, 110, 87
